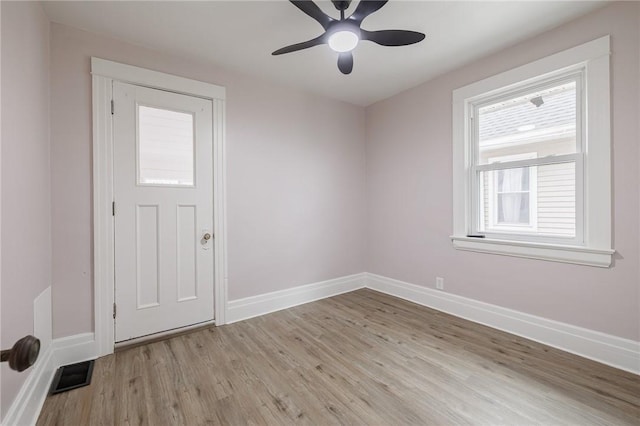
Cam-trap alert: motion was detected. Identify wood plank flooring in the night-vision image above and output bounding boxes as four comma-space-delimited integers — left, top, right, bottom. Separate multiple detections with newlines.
38, 289, 640, 425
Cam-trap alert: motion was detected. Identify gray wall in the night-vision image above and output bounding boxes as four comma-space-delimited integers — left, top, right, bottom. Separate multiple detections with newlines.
1, 1, 51, 419
365, 2, 640, 341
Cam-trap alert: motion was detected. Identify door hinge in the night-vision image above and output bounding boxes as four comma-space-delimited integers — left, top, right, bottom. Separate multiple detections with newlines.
110, 99, 114, 115
113, 303, 117, 319
112, 201, 115, 216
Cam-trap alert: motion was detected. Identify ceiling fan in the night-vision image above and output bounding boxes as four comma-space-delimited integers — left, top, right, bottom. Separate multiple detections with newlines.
272, 0, 426, 75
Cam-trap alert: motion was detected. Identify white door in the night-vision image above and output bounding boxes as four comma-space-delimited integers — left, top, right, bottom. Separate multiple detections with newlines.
113, 82, 214, 342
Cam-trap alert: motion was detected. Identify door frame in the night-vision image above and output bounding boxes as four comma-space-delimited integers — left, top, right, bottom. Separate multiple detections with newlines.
91, 57, 228, 356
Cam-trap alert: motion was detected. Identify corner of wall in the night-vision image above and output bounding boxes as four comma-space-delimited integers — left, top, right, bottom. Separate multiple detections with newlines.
3, 286, 98, 425
2, 287, 54, 426
1, 1, 53, 422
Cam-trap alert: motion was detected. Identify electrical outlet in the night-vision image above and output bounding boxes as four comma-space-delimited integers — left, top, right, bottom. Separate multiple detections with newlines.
436, 277, 444, 290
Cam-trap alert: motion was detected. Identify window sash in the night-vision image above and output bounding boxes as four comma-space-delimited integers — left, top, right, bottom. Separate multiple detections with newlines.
473, 72, 583, 161
471, 155, 583, 244
473, 153, 581, 172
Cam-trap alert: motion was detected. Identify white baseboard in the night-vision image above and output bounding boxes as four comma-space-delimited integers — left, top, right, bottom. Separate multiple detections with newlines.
5, 271, 637, 425
1, 344, 55, 426
52, 333, 97, 369
227, 273, 366, 324
3, 287, 54, 426
366, 273, 640, 375
2, 333, 97, 426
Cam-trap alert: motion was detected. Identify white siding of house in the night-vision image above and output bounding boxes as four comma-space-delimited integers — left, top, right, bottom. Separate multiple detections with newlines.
537, 162, 575, 236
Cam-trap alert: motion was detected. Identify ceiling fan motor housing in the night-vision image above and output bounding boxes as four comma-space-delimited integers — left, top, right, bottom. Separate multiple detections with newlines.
332, 0, 352, 11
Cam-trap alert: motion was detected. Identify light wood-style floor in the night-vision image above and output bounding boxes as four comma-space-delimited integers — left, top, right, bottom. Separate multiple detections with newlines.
38, 289, 640, 425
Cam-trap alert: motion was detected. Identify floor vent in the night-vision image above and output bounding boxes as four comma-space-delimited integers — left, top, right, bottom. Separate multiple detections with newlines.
49, 360, 95, 395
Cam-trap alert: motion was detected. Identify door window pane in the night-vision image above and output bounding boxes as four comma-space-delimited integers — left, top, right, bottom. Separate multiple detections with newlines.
138, 105, 194, 186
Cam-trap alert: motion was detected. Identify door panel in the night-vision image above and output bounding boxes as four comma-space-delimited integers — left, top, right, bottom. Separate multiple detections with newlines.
177, 204, 197, 301
113, 82, 214, 342
136, 204, 160, 308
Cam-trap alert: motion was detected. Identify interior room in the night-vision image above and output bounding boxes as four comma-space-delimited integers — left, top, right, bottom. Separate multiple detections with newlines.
1, 1, 639, 424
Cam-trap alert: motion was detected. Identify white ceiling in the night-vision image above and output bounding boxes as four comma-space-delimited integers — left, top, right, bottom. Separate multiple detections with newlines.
41, 1, 606, 106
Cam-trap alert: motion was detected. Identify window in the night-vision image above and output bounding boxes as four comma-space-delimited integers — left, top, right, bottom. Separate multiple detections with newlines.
475, 76, 580, 243
138, 105, 195, 186
451, 36, 614, 267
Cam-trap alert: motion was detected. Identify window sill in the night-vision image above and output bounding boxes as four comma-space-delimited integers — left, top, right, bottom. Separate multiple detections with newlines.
450, 236, 614, 267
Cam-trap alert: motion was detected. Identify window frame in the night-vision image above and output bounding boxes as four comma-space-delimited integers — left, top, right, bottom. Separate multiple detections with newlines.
451, 36, 614, 267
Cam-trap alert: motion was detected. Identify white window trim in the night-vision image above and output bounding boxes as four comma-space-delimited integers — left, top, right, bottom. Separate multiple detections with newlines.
92, 58, 228, 357
451, 36, 614, 267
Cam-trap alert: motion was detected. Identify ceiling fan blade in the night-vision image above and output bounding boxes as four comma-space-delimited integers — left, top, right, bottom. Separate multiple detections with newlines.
337, 52, 353, 74
272, 35, 326, 55
348, 0, 388, 24
290, 0, 334, 30
361, 29, 425, 46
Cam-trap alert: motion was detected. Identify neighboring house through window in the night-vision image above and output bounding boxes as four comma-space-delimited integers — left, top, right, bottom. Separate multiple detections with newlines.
485, 152, 538, 233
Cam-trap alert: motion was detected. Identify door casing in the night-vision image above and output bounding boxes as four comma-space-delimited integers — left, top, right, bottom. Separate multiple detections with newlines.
91, 57, 228, 357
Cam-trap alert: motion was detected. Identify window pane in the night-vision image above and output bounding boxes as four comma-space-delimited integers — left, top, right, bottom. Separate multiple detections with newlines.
498, 168, 529, 192
479, 162, 576, 237
138, 106, 194, 186
478, 81, 577, 165
497, 194, 530, 224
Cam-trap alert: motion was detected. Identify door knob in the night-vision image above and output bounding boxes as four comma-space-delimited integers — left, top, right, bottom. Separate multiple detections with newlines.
201, 230, 213, 250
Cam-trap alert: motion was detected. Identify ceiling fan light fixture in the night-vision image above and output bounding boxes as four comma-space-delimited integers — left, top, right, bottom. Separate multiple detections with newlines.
328, 30, 359, 52
273, 0, 426, 73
